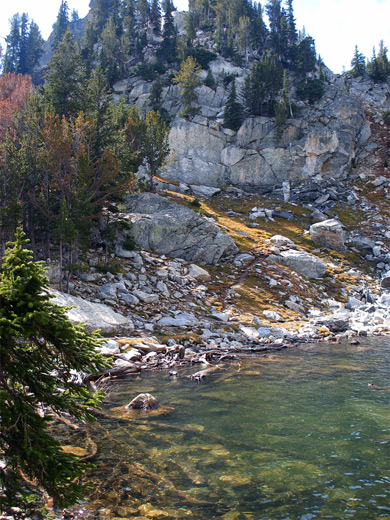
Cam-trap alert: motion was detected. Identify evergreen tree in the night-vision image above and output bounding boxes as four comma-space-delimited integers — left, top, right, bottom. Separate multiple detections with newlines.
2, 14, 43, 75
296, 35, 316, 78
172, 56, 202, 118
139, 110, 170, 191
243, 53, 282, 116
93, 0, 112, 33
99, 17, 124, 86
265, 0, 282, 54
150, 0, 162, 35
368, 41, 389, 82
18, 13, 29, 74
286, 0, 297, 44
160, 0, 177, 62
3, 14, 21, 74
204, 67, 215, 88
71, 9, 80, 22
238, 15, 250, 64
25, 21, 44, 73
185, 11, 197, 44
251, 3, 268, 52
45, 30, 86, 117
149, 77, 164, 110
137, 0, 151, 26
81, 21, 97, 77
350, 45, 366, 77
223, 78, 243, 131
0, 228, 109, 516
52, 0, 70, 51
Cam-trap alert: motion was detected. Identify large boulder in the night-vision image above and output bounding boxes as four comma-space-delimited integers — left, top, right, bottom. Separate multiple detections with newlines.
315, 310, 351, 332
269, 249, 327, 279
310, 219, 346, 251
122, 193, 238, 265
49, 289, 134, 336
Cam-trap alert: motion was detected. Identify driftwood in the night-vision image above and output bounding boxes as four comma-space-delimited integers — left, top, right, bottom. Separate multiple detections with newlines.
187, 365, 220, 382
368, 383, 390, 391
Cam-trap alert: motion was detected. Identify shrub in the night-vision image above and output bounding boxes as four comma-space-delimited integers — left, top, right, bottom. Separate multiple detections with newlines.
191, 48, 217, 69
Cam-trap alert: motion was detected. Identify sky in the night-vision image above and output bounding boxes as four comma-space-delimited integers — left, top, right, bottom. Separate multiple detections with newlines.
0, 0, 389, 74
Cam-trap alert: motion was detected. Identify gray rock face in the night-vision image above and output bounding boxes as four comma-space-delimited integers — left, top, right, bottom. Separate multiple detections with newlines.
269, 249, 327, 279
123, 193, 238, 264
49, 289, 134, 336
160, 79, 365, 190
310, 219, 346, 251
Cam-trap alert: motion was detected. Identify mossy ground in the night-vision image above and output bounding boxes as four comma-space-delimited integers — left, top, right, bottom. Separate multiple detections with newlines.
162, 188, 379, 327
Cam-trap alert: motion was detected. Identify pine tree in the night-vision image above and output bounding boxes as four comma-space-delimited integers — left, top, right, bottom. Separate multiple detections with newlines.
52, 0, 70, 51
25, 21, 44, 73
266, 0, 282, 54
3, 14, 21, 74
172, 56, 202, 118
45, 31, 86, 117
18, 13, 29, 74
350, 45, 366, 77
137, 0, 151, 26
160, 0, 177, 62
93, 0, 112, 33
140, 110, 170, 191
286, 0, 297, 44
149, 77, 164, 110
2, 14, 43, 75
99, 17, 123, 86
0, 228, 109, 516
223, 78, 243, 131
150, 0, 162, 35
368, 41, 389, 82
296, 35, 316, 78
185, 11, 197, 44
243, 54, 283, 116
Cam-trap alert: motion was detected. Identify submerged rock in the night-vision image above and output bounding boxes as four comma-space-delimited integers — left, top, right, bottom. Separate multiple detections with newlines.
126, 393, 160, 410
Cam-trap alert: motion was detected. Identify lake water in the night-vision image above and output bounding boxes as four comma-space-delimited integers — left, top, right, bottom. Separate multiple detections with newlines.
71, 337, 390, 519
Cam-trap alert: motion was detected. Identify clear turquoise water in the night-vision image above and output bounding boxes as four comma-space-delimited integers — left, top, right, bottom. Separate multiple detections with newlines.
80, 338, 390, 519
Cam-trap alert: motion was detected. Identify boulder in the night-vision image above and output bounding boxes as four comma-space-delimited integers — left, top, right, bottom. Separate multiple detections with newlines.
188, 264, 211, 281
98, 283, 118, 300
315, 310, 351, 332
123, 193, 238, 265
49, 289, 134, 336
125, 393, 160, 411
190, 185, 221, 197
269, 235, 295, 248
269, 250, 327, 279
310, 219, 346, 251
100, 339, 121, 355
381, 271, 390, 289
157, 312, 199, 327
263, 310, 284, 322
132, 289, 159, 304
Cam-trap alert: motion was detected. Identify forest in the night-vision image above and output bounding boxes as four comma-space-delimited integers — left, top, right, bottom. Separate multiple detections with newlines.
1, 0, 389, 262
